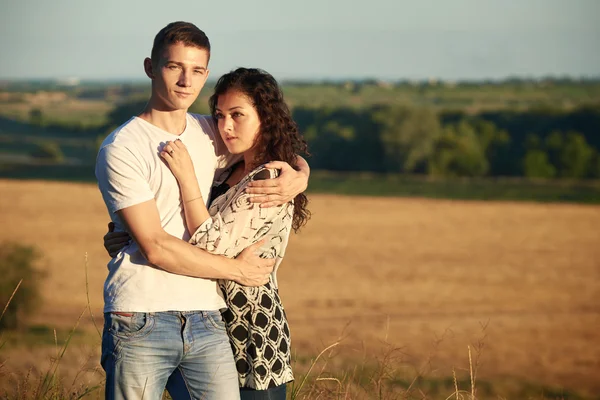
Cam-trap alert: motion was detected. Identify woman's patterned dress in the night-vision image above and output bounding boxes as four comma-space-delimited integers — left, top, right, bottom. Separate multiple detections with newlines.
190, 166, 294, 390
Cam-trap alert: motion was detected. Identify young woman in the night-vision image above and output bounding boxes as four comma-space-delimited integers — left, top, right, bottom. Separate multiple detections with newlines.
157, 67, 309, 399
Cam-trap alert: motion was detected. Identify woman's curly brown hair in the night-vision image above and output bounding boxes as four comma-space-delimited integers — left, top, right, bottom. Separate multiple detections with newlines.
209, 67, 310, 231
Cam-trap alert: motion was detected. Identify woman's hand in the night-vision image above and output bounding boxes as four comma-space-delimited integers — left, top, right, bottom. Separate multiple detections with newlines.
103, 222, 131, 257
160, 139, 197, 184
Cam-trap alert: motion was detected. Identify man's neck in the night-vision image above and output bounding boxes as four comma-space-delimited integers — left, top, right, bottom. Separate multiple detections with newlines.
138, 102, 188, 135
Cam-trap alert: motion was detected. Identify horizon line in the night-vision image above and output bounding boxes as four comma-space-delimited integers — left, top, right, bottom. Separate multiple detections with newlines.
1, 74, 600, 85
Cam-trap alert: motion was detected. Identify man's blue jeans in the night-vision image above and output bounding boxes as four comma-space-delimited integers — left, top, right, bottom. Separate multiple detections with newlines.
101, 310, 239, 400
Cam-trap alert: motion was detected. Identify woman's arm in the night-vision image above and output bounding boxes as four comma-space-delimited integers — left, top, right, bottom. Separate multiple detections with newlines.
177, 176, 210, 234
160, 139, 210, 234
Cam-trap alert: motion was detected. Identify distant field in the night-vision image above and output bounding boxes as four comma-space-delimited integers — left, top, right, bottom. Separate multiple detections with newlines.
0, 97, 111, 129
281, 81, 600, 111
0, 180, 599, 398
1, 80, 599, 128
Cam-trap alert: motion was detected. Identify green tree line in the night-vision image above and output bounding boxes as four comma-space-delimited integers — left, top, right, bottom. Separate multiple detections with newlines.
292, 105, 600, 179
99, 100, 600, 179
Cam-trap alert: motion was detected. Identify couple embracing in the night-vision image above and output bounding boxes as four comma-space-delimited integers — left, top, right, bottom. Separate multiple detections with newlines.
96, 21, 310, 400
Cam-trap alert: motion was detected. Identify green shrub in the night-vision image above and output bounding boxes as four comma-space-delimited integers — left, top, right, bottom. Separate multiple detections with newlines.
0, 242, 44, 330
31, 141, 65, 162
523, 149, 556, 178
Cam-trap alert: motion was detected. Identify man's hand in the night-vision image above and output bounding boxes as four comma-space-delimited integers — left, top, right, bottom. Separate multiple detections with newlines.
245, 160, 309, 208
233, 240, 275, 286
103, 222, 131, 257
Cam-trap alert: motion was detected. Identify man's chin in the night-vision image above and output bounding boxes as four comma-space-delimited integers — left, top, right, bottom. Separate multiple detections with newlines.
168, 100, 195, 112
168, 94, 197, 108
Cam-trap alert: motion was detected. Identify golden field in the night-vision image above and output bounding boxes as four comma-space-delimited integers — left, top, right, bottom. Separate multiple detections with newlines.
0, 179, 599, 398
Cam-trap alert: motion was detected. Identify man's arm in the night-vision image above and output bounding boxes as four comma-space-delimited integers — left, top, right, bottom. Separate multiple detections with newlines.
245, 155, 310, 208
118, 199, 274, 286
96, 142, 272, 286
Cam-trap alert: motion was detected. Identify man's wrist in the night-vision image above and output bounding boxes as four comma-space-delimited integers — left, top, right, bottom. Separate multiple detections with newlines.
223, 257, 243, 282
298, 169, 309, 192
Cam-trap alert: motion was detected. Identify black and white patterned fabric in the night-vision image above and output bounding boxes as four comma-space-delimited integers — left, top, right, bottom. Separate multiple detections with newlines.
190, 165, 294, 389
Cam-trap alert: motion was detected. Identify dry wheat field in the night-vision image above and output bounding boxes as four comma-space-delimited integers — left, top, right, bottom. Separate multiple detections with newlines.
0, 179, 599, 398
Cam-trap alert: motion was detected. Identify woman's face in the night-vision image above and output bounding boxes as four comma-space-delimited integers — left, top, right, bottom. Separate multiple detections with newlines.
214, 90, 261, 156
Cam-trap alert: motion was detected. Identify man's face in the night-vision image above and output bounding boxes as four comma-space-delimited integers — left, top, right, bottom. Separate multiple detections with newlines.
149, 42, 210, 111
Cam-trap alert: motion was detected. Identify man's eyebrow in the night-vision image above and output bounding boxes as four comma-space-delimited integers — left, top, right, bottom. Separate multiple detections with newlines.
164, 61, 207, 70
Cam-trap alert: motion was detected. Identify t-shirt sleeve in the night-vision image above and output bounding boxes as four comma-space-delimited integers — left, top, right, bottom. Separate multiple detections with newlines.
95, 144, 154, 213
189, 169, 292, 258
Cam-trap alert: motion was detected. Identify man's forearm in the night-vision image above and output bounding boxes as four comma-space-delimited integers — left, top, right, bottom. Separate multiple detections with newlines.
141, 231, 242, 281
115, 199, 271, 286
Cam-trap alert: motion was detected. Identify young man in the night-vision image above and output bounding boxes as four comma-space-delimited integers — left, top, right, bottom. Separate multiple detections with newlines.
95, 22, 309, 400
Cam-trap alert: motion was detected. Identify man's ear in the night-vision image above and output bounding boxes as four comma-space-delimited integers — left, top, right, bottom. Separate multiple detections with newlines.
144, 58, 154, 79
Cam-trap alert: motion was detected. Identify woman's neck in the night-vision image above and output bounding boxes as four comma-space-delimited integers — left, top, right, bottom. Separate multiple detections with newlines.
243, 151, 258, 175
224, 161, 246, 187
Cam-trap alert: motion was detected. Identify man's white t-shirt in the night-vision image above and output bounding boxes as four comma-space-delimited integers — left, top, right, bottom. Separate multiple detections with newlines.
95, 113, 232, 313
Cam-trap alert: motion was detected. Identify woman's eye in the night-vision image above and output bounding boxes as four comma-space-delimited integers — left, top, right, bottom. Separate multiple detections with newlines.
215, 113, 224, 119
232, 112, 243, 118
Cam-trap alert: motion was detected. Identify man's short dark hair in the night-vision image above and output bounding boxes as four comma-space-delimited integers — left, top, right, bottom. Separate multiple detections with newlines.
151, 21, 211, 65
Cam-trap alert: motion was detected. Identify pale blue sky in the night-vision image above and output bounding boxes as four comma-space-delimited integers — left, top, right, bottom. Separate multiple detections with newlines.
1, 0, 599, 81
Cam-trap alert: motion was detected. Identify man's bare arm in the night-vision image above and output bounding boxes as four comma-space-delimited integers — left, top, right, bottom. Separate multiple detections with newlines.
117, 199, 273, 286
245, 155, 310, 207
